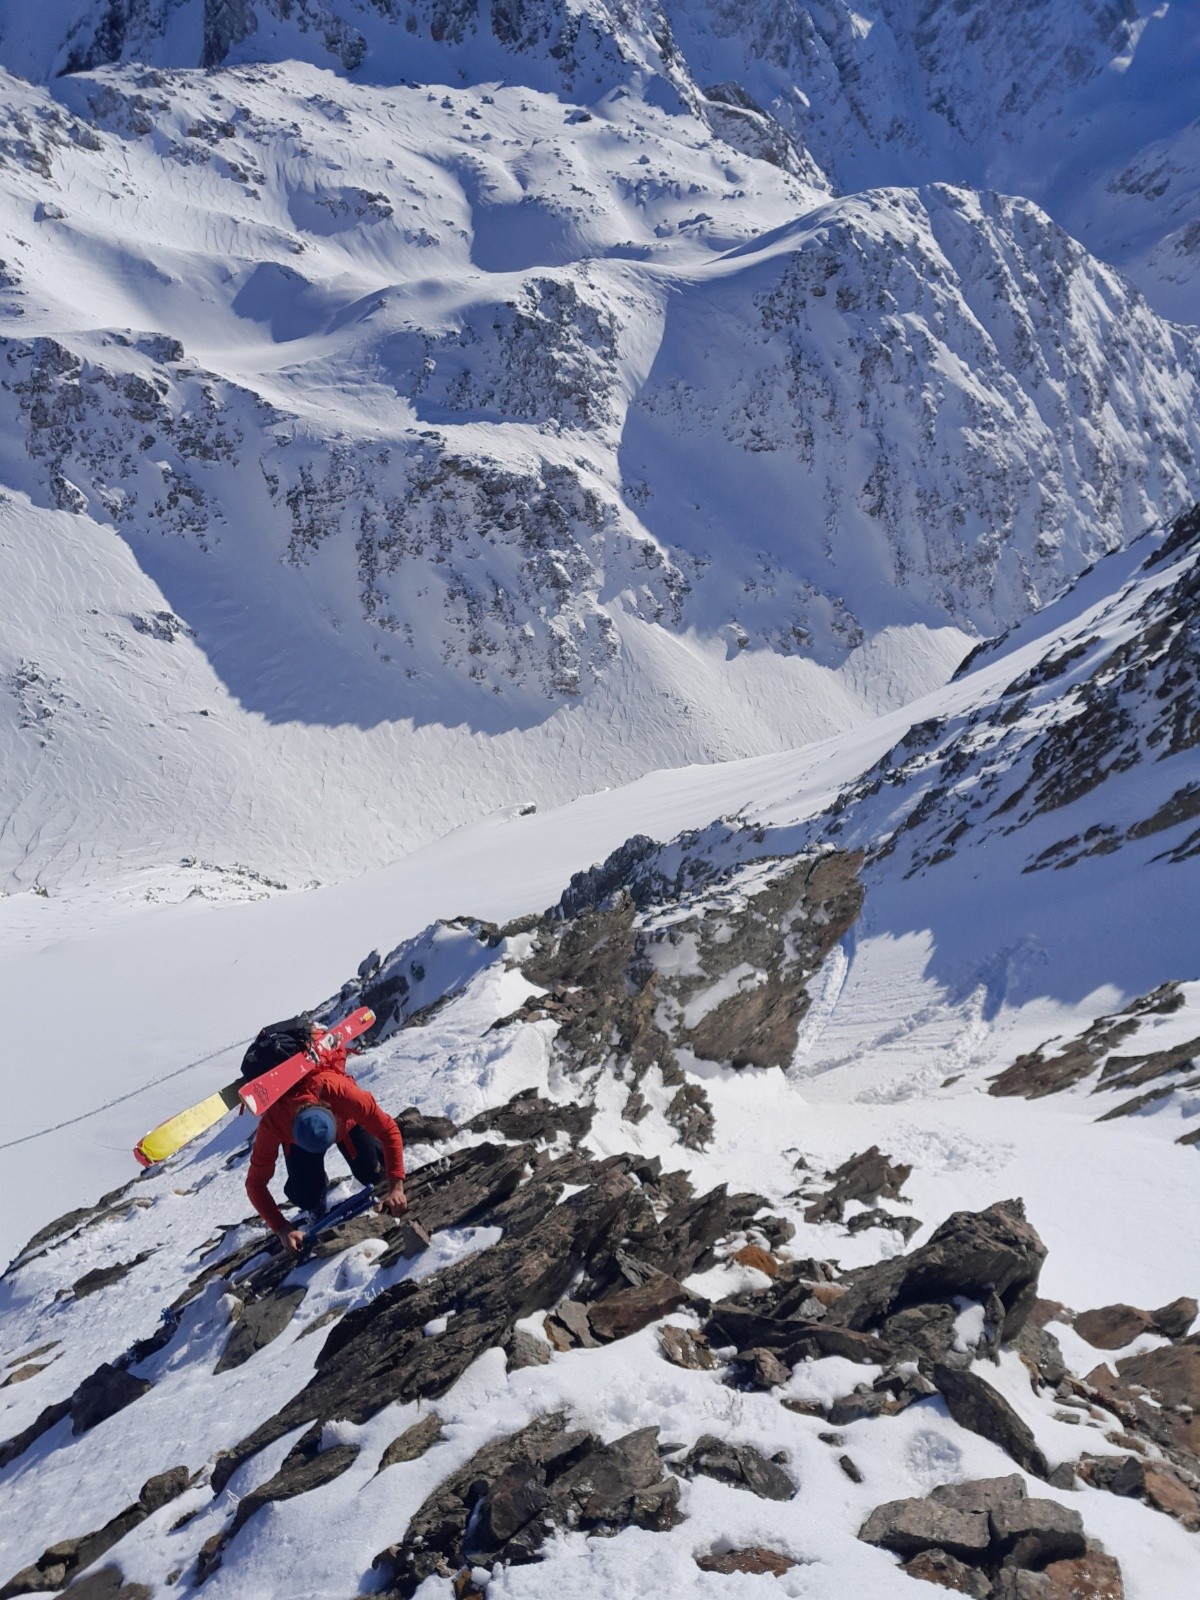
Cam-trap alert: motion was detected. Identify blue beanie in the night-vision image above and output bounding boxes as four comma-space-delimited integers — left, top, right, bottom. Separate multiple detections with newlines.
292, 1104, 337, 1153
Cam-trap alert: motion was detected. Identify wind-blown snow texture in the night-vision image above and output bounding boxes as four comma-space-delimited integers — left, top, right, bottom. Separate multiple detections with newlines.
1, 2, 1200, 887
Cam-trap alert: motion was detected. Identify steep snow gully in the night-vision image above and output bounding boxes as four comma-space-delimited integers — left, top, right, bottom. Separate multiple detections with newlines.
3, 5, 1200, 1599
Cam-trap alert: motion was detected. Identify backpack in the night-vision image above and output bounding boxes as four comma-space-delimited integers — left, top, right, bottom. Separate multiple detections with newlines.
240, 1015, 315, 1082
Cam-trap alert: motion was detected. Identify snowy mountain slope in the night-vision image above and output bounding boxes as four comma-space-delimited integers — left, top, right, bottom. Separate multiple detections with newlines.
1, 47, 1199, 888
1, 507, 1199, 1599
8, 0, 1200, 320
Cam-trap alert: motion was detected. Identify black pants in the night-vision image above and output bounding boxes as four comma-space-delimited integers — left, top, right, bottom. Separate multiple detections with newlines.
283, 1126, 385, 1215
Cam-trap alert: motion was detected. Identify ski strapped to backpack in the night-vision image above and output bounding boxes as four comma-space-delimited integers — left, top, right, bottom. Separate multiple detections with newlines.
133, 1007, 376, 1168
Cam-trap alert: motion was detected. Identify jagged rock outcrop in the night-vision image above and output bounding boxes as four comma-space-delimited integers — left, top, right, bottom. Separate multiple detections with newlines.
372, 1415, 682, 1597
860, 1475, 1112, 1599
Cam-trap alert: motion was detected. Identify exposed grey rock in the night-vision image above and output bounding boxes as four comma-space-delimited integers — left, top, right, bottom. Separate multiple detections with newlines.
197, 1426, 360, 1581
931, 1477, 1027, 1515
1014, 1322, 1069, 1388
733, 1346, 792, 1389
505, 1330, 551, 1370
584, 1272, 688, 1342
859, 1498, 991, 1560
1115, 1341, 1200, 1409
60, 1571, 151, 1600
212, 1146, 739, 1494
989, 1498, 1086, 1568
214, 1286, 306, 1373
931, 1366, 1051, 1480
1074, 1304, 1155, 1350
680, 1435, 796, 1501
395, 1107, 457, 1144
373, 1415, 681, 1596
831, 1201, 1047, 1343
1153, 1297, 1199, 1340
71, 1252, 155, 1300
695, 1547, 798, 1576
464, 1089, 593, 1144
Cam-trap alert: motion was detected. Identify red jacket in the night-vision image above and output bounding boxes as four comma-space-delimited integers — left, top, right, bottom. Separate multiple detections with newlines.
246, 1062, 405, 1234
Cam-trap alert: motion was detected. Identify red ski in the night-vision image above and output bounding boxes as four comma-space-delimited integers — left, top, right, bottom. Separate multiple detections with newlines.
238, 1007, 376, 1116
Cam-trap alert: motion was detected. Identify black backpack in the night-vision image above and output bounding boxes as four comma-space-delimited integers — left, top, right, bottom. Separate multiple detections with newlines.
240, 1015, 315, 1082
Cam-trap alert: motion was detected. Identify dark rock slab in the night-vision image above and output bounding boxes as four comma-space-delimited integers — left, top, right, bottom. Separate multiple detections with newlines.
60, 1571, 151, 1600
932, 1366, 1050, 1480
805, 1146, 912, 1225
464, 1089, 593, 1144
651, 1184, 771, 1280
1074, 1305, 1155, 1350
658, 1326, 715, 1371
880, 1300, 960, 1364
1014, 1321, 1069, 1388
705, 1302, 885, 1365
378, 1140, 533, 1259
680, 1435, 796, 1501
1153, 1297, 1199, 1339
1075, 1454, 1145, 1499
830, 1201, 1047, 1343
214, 1287, 306, 1373
504, 1330, 551, 1369
0, 1400, 71, 1470
197, 1427, 360, 1583
1030, 1551, 1125, 1599
72, 1252, 155, 1301
930, 1476, 1027, 1515
585, 1273, 688, 1341
732, 1347, 792, 1389
396, 1107, 457, 1144
70, 1366, 151, 1436
373, 1414, 681, 1597
212, 1164, 653, 1493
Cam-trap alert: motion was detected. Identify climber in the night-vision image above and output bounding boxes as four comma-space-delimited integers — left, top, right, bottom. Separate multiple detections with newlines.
245, 1029, 408, 1253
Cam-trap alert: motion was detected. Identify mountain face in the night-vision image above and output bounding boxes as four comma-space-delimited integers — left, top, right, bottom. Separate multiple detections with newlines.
1, 507, 1197, 1599
4, 9, 1199, 1593
1, 2, 1200, 889
10, 0, 1200, 319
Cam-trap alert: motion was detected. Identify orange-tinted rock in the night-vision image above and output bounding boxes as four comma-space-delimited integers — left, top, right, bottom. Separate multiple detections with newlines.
1040, 1551, 1124, 1600
1116, 1342, 1200, 1409
734, 1243, 780, 1278
1143, 1468, 1200, 1529
1074, 1305, 1153, 1350
696, 1547, 797, 1576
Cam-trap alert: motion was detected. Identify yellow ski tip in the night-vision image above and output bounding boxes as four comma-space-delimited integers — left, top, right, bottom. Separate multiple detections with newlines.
133, 1089, 237, 1167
